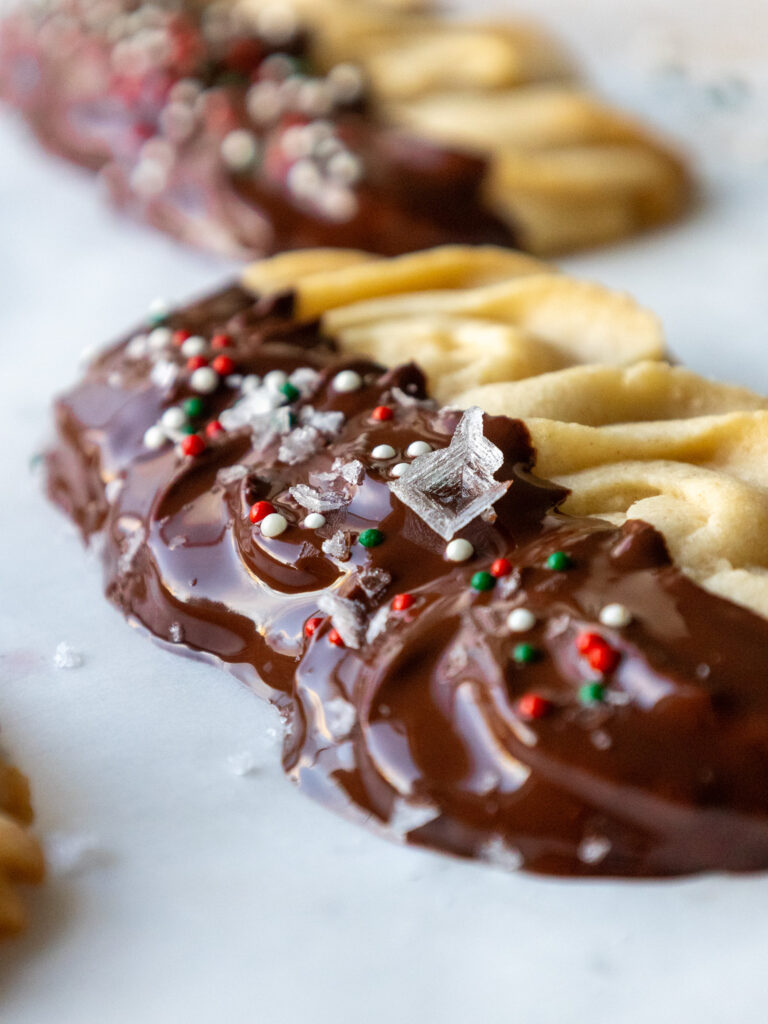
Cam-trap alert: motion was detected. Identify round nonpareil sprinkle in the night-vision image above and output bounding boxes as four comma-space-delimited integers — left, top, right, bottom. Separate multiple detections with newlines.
390, 463, 409, 478
303, 512, 326, 529
186, 355, 208, 372
161, 406, 186, 431
211, 333, 232, 349
371, 405, 393, 422
260, 512, 288, 538
359, 528, 384, 548
181, 335, 206, 357
445, 538, 474, 562
264, 370, 288, 392
513, 643, 540, 664
332, 369, 362, 393
279, 381, 300, 403
143, 425, 166, 450
406, 440, 432, 458
371, 444, 396, 460
180, 434, 205, 457
599, 603, 633, 628
328, 627, 345, 647
249, 500, 275, 524
546, 550, 573, 571
205, 420, 224, 439
190, 367, 219, 394
490, 558, 512, 578
391, 593, 414, 612
580, 681, 606, 704
183, 396, 204, 418
148, 326, 172, 349
212, 354, 236, 376
304, 616, 323, 638
518, 693, 551, 721
507, 608, 536, 633
471, 571, 495, 593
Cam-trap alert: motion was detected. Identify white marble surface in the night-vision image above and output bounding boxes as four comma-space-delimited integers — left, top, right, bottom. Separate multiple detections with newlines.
2, 2, 768, 1021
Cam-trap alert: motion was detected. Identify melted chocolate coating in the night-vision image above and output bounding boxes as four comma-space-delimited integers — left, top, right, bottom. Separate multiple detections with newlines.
46, 284, 768, 878
0, 1, 518, 257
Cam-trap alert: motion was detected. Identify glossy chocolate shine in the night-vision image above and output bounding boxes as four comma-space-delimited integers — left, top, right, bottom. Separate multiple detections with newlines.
47, 285, 768, 878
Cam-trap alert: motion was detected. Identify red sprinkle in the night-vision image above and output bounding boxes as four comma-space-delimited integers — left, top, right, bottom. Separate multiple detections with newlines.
249, 500, 275, 524
186, 355, 208, 371
391, 593, 414, 612
371, 405, 394, 422
172, 329, 191, 346
205, 420, 224, 439
518, 693, 552, 721
328, 628, 345, 647
577, 631, 620, 673
212, 354, 235, 376
490, 558, 512, 578
211, 333, 232, 349
304, 616, 323, 638
180, 434, 205, 457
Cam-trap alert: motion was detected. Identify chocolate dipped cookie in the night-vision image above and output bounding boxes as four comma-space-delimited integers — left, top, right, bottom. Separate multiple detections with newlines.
1, 0, 689, 257
44, 244, 768, 878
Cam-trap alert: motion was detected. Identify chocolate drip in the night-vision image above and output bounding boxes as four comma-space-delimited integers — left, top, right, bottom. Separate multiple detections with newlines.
46, 283, 768, 877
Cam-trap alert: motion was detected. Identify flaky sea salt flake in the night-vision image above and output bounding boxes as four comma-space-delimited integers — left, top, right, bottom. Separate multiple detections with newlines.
318, 593, 365, 648
389, 407, 510, 541
321, 530, 351, 562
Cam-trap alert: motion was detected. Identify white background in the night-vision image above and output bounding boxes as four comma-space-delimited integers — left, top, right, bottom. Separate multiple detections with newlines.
2, 2, 768, 1021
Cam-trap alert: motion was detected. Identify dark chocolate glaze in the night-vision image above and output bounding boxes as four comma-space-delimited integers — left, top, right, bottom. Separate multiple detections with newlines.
1, 0, 518, 257
46, 282, 768, 878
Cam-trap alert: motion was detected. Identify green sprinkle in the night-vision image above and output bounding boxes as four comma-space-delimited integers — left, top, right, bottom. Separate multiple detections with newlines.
546, 550, 573, 571
280, 382, 301, 403
579, 681, 605, 704
471, 571, 496, 593
184, 397, 205, 418
181, 423, 197, 435
359, 528, 384, 549
513, 643, 540, 665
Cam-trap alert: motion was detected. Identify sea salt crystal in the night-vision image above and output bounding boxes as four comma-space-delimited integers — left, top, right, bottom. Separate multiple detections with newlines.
150, 358, 179, 389
290, 484, 348, 513
53, 642, 83, 670
278, 425, 323, 465
318, 593, 365, 648
389, 407, 510, 541
321, 530, 351, 562
578, 835, 612, 865
323, 697, 357, 740
44, 832, 109, 877
366, 605, 391, 643
216, 464, 248, 486
169, 622, 184, 643
289, 367, 321, 396
117, 524, 146, 575
388, 798, 440, 837
226, 751, 260, 777
337, 458, 364, 485
354, 566, 392, 598
481, 836, 524, 872
298, 406, 345, 437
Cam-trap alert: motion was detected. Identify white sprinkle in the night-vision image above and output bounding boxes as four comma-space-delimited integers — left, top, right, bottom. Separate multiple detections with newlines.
406, 440, 432, 458
150, 359, 179, 390
190, 367, 219, 394
327, 62, 365, 104
161, 406, 186, 431
507, 608, 536, 633
143, 424, 166, 450
147, 326, 172, 350
226, 751, 260, 777
180, 335, 206, 357
303, 512, 327, 529
320, 184, 358, 222
53, 641, 83, 670
281, 125, 314, 161
220, 129, 259, 171
241, 374, 262, 393
255, 2, 298, 46
147, 297, 170, 321
332, 369, 362, 393
327, 150, 363, 185
599, 603, 633, 628
371, 444, 396, 460
260, 512, 288, 538
130, 157, 167, 197
264, 369, 288, 392
286, 157, 323, 199
445, 539, 474, 563
246, 79, 283, 125
126, 334, 148, 359
578, 835, 612, 865
390, 463, 409, 478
